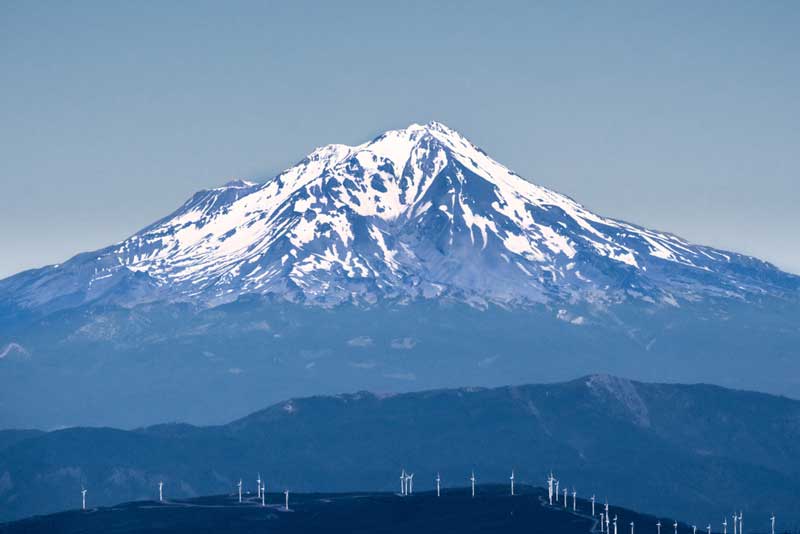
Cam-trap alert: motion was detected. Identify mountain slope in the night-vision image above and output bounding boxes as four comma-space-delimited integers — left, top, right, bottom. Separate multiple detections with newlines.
2, 376, 799, 524
1, 122, 797, 315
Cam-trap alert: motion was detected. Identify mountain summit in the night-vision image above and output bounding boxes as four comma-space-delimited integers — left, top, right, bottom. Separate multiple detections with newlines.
1, 121, 797, 313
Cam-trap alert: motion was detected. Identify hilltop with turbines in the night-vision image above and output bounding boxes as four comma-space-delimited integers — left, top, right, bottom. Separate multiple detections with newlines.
1, 377, 799, 525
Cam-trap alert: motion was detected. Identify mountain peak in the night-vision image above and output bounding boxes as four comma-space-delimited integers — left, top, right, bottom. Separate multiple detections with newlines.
1, 123, 797, 312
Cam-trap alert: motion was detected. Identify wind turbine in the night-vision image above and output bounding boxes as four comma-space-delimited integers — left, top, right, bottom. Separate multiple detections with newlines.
739, 512, 743, 534
591, 495, 596, 516
707, 525, 712, 534
605, 507, 610, 533
600, 513, 605, 533
400, 470, 406, 496
510, 470, 515, 496
723, 518, 727, 534
284, 490, 289, 511
657, 520, 662, 534
613, 515, 618, 534
547, 473, 555, 505
237, 479, 243, 503
158, 481, 163, 502
555, 479, 560, 499
631, 521, 635, 534
407, 473, 414, 495
563, 488, 568, 508
81, 488, 87, 511
693, 525, 698, 534
436, 473, 441, 497
470, 471, 476, 498
732, 515, 737, 534
572, 489, 577, 511
261, 482, 265, 507
257, 474, 261, 499
770, 515, 775, 534
674, 520, 679, 534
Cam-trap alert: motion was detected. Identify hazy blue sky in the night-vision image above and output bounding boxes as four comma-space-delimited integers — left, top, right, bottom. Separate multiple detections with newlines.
1, 1, 798, 278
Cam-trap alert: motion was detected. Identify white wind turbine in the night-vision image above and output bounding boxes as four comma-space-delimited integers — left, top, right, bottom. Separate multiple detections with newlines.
631, 521, 635, 534
707, 524, 712, 534
591, 495, 596, 516
605, 508, 610, 533
158, 481, 163, 502
739, 512, 743, 534
284, 490, 289, 511
556, 479, 560, 500
510, 470, 515, 496
732, 515, 737, 534
572, 489, 577, 511
693, 525, 697, 534
547, 473, 555, 505
81, 488, 87, 511
657, 520, 662, 534
613, 515, 618, 534
723, 519, 727, 534
770, 515, 775, 534
400, 470, 407, 496
261, 482, 265, 507
563, 488, 568, 508
601, 513, 606, 533
436, 473, 441, 497
257, 474, 261, 499
406, 473, 414, 495
674, 520, 679, 534
470, 471, 476, 498
237, 479, 243, 503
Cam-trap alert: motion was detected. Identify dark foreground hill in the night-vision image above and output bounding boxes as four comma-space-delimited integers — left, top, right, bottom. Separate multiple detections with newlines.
0, 486, 709, 534
1, 375, 799, 525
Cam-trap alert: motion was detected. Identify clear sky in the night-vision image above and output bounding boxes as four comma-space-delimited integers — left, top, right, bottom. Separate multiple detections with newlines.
1, 1, 798, 278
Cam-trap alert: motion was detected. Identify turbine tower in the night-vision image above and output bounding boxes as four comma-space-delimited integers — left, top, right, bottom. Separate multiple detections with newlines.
436, 473, 441, 497
601, 513, 605, 533
400, 470, 406, 496
470, 471, 476, 498
547, 473, 555, 505
614, 515, 618, 534
257, 474, 261, 499
708, 525, 712, 534
605, 509, 610, 533
284, 490, 289, 511
657, 520, 662, 534
81, 488, 87, 511
739, 512, 743, 534
674, 520, 679, 534
563, 488, 568, 508
591, 495, 596, 516
732, 515, 737, 534
158, 481, 163, 502
573, 489, 577, 511
694, 525, 698, 534
237, 479, 243, 503
555, 479, 560, 499
723, 519, 727, 534
510, 470, 515, 496
261, 482, 265, 507
770, 515, 775, 534
407, 473, 414, 495
631, 521, 635, 534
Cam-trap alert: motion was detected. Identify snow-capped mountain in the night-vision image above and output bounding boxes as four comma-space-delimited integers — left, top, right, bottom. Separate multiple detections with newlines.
1, 122, 797, 313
